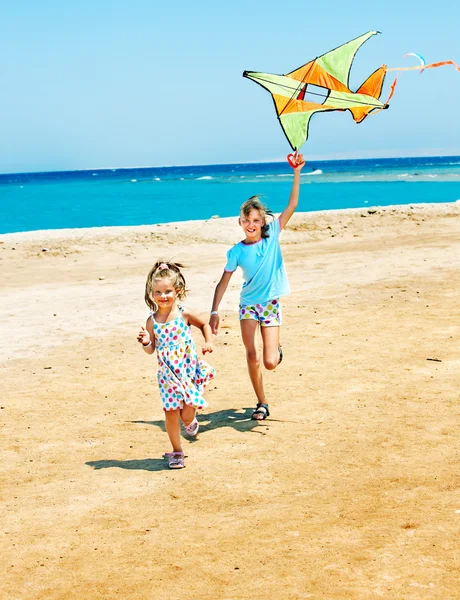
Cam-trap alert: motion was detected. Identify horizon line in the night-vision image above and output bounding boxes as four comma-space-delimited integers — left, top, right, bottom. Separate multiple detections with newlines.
1, 152, 460, 177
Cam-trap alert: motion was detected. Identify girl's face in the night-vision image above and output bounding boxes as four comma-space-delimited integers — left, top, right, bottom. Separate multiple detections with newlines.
151, 277, 178, 310
239, 208, 265, 243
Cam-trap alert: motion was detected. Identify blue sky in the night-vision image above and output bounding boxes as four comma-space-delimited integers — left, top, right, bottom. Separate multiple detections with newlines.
1, 0, 459, 173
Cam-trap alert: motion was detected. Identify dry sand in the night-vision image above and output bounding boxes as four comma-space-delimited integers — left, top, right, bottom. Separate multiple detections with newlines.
1, 203, 460, 599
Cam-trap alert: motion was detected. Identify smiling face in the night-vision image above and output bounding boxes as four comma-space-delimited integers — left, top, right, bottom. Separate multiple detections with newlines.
151, 277, 178, 310
239, 208, 265, 243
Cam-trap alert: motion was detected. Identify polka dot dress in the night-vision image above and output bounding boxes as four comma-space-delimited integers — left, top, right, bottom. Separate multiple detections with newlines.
152, 310, 215, 412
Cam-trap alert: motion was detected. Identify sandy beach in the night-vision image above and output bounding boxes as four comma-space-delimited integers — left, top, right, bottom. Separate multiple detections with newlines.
1, 202, 460, 599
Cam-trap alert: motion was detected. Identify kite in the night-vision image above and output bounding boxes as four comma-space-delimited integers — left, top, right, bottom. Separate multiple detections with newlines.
243, 31, 459, 166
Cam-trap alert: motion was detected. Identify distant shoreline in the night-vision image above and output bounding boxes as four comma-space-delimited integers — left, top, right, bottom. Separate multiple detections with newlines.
1, 201, 458, 241
1, 154, 459, 178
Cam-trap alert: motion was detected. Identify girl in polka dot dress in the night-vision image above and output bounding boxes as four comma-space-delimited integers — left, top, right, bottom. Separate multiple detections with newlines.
137, 261, 215, 469
210, 153, 305, 422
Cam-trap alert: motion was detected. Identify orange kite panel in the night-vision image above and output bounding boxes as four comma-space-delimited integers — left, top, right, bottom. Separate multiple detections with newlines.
288, 62, 350, 93
356, 66, 387, 99
273, 94, 332, 116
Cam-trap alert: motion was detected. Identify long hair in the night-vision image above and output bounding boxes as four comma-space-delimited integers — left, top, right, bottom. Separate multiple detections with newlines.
240, 196, 274, 238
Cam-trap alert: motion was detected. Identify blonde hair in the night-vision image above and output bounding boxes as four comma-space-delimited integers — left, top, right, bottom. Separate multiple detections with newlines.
144, 261, 187, 312
240, 196, 274, 238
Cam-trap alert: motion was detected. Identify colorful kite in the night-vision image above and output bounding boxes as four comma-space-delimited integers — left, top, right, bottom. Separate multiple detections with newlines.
243, 31, 459, 166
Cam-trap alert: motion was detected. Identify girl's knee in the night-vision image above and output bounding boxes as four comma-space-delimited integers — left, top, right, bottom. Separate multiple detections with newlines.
264, 356, 278, 370
246, 350, 260, 366
165, 408, 180, 422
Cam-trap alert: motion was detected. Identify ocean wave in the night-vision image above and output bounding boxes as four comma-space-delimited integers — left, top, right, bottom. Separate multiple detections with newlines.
306, 169, 323, 175
196, 176, 213, 180
153, 177, 161, 181
130, 179, 137, 183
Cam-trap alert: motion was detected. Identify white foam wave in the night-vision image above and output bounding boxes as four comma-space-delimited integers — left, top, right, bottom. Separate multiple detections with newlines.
196, 176, 213, 180
306, 169, 323, 175
130, 179, 137, 183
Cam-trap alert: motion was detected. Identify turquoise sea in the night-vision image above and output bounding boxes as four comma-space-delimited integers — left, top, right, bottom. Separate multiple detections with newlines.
1, 156, 459, 234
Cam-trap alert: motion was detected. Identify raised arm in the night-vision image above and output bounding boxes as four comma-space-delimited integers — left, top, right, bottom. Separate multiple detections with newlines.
209, 270, 233, 335
279, 153, 305, 231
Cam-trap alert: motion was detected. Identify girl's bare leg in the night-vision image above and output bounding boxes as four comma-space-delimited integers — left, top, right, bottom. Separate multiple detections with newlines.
240, 319, 265, 403
181, 404, 196, 427
164, 409, 182, 452
261, 325, 281, 370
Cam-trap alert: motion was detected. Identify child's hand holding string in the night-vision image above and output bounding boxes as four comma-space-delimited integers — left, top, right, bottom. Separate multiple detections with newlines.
293, 152, 305, 170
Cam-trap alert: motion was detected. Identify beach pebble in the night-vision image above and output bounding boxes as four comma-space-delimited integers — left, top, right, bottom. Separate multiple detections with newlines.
42, 248, 50, 252
99, 276, 105, 280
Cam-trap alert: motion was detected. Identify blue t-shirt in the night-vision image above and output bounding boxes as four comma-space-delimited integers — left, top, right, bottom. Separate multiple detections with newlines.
224, 218, 290, 305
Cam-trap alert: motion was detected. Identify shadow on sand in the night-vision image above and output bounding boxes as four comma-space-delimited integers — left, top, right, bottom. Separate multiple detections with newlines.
86, 408, 274, 473
132, 407, 270, 438
86, 457, 168, 472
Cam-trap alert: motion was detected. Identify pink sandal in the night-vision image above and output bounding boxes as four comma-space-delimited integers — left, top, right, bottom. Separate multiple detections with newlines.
185, 417, 199, 437
167, 451, 185, 469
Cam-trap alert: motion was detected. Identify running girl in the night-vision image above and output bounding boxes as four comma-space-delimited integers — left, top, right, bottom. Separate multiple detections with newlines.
209, 153, 305, 420
137, 261, 215, 469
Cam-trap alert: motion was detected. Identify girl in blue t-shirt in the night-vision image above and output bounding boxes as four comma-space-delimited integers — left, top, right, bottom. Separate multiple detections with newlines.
209, 153, 305, 420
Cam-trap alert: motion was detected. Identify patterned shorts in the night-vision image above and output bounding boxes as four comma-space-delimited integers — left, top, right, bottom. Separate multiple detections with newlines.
239, 299, 282, 327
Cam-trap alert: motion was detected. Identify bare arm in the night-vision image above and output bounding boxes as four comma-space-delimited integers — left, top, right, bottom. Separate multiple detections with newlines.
183, 308, 214, 354
137, 318, 155, 354
209, 270, 234, 335
279, 153, 305, 231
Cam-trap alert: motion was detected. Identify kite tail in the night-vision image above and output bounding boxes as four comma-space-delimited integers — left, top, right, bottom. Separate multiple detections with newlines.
386, 60, 460, 72
384, 76, 398, 104
381, 59, 459, 108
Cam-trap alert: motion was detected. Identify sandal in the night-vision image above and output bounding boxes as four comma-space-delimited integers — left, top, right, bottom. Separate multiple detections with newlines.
168, 451, 185, 469
251, 403, 270, 421
185, 417, 199, 437
278, 344, 283, 365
